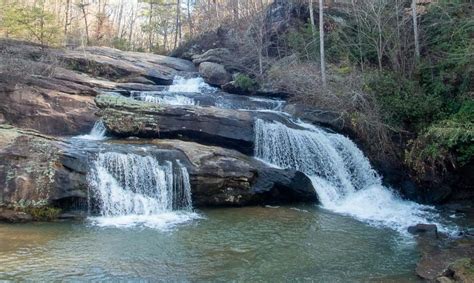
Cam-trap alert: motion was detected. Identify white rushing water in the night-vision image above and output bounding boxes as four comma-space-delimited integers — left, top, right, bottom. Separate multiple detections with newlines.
254, 119, 446, 234
169, 76, 217, 93
76, 120, 107, 141
88, 152, 199, 229
131, 92, 196, 106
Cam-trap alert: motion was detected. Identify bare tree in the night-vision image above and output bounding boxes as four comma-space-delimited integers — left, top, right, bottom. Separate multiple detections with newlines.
411, 0, 420, 60
319, 0, 326, 88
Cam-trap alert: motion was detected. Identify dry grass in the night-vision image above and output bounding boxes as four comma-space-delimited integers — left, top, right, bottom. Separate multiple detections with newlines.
265, 57, 397, 160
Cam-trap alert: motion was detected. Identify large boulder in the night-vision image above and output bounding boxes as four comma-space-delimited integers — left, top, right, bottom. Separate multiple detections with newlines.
416, 236, 474, 281
0, 73, 98, 136
0, 125, 88, 210
198, 62, 231, 86
149, 140, 317, 206
192, 48, 232, 65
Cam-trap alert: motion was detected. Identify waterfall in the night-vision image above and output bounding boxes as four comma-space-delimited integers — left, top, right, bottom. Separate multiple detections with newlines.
88, 152, 198, 229
169, 76, 217, 93
76, 120, 107, 140
255, 119, 444, 234
131, 92, 196, 106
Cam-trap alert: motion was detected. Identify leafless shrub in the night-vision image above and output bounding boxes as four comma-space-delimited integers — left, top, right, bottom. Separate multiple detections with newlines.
265, 56, 397, 160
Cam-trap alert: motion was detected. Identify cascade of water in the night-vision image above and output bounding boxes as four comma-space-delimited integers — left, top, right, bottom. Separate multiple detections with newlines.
254, 118, 445, 233
88, 152, 197, 229
169, 76, 217, 93
76, 120, 107, 140
131, 92, 196, 106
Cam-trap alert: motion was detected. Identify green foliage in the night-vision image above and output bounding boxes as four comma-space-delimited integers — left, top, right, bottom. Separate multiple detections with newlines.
365, 72, 446, 130
25, 206, 62, 221
406, 100, 474, 178
1, 1, 62, 46
234, 74, 258, 92
286, 23, 319, 61
111, 37, 131, 51
418, 2, 474, 99
286, 19, 350, 63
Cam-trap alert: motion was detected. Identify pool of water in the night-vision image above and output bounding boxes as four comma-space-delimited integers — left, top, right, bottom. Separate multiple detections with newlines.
0, 205, 422, 282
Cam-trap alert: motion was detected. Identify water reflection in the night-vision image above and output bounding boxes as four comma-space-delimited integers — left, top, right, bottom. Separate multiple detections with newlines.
0, 206, 420, 281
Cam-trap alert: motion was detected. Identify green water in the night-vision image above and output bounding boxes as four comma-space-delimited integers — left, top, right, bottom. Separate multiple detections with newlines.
0, 205, 421, 282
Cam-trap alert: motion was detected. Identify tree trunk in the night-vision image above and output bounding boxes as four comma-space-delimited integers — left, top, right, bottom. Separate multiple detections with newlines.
64, 0, 70, 45
187, 0, 193, 37
148, 2, 153, 52
80, 2, 90, 45
412, 0, 420, 60
319, 0, 326, 88
174, 0, 181, 49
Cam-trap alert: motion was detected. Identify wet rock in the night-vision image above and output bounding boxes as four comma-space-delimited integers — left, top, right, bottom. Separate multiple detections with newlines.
416, 236, 474, 281
95, 93, 296, 154
408, 223, 438, 236
283, 103, 345, 131
135, 139, 318, 207
0, 125, 88, 210
0, 209, 33, 223
96, 93, 256, 154
443, 258, 474, 282
198, 62, 231, 86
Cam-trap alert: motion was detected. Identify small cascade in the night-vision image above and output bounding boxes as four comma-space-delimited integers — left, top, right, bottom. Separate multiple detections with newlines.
88, 152, 197, 229
255, 119, 445, 233
76, 120, 107, 140
169, 76, 217, 93
131, 92, 196, 106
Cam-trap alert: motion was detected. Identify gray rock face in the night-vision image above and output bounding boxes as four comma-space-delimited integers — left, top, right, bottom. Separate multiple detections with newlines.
0, 126, 316, 216
95, 93, 304, 154
0, 39, 196, 136
60, 46, 196, 85
96, 94, 256, 154
0, 126, 87, 208
198, 62, 231, 86
112, 139, 318, 207
192, 48, 232, 65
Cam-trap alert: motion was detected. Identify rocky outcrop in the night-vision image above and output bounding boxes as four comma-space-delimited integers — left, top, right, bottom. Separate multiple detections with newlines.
192, 48, 232, 65
0, 125, 87, 211
61, 46, 196, 85
96, 93, 256, 153
0, 39, 197, 136
416, 236, 474, 282
198, 62, 231, 86
133, 139, 317, 206
0, 73, 98, 136
95, 93, 295, 154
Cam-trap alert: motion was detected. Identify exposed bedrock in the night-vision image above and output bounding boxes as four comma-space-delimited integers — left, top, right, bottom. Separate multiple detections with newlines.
0, 126, 317, 222
95, 93, 296, 154
0, 39, 196, 136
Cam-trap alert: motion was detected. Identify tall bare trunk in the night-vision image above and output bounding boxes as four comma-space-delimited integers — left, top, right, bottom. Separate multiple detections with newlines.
319, 0, 326, 88
412, 0, 420, 60
64, 0, 70, 45
174, 0, 181, 49
148, 2, 153, 52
